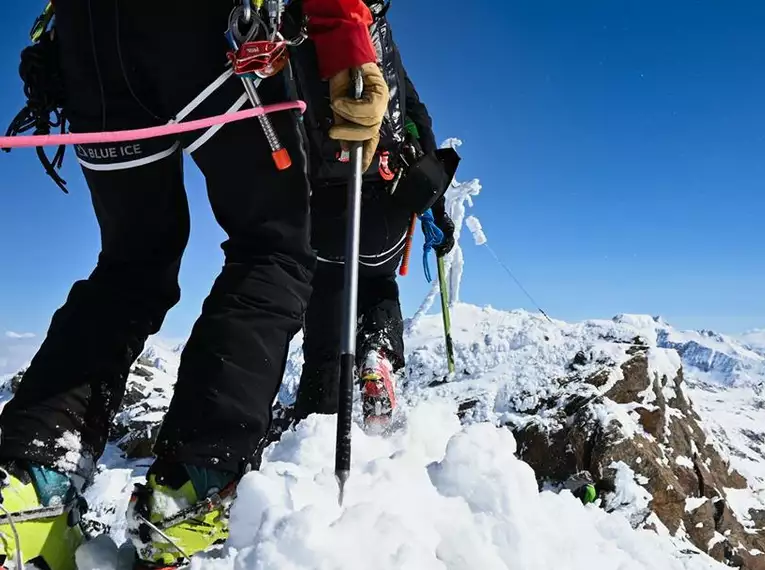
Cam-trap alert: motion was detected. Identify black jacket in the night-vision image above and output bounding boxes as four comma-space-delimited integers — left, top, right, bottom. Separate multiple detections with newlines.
286, 0, 437, 187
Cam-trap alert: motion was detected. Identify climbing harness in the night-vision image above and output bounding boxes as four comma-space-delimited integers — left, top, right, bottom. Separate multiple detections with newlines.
4, 0, 307, 186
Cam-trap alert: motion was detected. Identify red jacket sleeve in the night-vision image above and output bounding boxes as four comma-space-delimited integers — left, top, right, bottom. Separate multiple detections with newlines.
303, 0, 377, 79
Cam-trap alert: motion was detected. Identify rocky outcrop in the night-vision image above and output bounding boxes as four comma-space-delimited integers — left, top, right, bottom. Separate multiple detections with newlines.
509, 341, 763, 568
6, 369, 25, 394
110, 364, 173, 458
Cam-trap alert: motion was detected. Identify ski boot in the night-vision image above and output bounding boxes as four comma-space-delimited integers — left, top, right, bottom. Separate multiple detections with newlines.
127, 462, 237, 568
360, 351, 397, 432
0, 462, 85, 570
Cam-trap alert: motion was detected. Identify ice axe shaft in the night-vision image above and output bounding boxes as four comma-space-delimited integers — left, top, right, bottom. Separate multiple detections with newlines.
335, 68, 365, 506
437, 256, 456, 375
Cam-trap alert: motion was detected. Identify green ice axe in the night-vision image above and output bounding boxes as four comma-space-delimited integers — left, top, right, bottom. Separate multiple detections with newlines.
437, 256, 456, 375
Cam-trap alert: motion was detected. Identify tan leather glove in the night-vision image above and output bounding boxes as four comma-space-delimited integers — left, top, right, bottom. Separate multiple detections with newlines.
328, 62, 389, 173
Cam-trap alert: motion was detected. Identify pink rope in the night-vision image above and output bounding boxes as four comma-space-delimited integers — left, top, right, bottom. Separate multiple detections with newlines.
0, 100, 306, 149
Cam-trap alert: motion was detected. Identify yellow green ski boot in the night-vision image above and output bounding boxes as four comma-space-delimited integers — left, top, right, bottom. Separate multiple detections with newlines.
0, 462, 84, 570
127, 463, 237, 568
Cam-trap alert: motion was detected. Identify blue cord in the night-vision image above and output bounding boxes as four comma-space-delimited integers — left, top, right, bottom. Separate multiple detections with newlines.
420, 209, 444, 283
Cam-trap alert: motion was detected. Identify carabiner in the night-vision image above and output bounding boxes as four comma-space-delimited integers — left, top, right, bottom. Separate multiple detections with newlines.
241, 0, 253, 24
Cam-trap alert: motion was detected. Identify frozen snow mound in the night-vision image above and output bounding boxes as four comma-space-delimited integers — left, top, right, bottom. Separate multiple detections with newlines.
192, 401, 725, 570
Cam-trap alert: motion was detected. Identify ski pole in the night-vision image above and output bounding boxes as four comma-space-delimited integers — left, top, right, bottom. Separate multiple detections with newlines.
437, 256, 456, 375
398, 213, 417, 277
335, 69, 365, 507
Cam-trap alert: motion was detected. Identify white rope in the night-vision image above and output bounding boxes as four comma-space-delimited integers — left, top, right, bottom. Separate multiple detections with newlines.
0, 503, 24, 570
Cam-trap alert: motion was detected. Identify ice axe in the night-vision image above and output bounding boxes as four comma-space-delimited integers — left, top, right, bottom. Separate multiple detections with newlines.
335, 68, 365, 507
437, 256, 456, 375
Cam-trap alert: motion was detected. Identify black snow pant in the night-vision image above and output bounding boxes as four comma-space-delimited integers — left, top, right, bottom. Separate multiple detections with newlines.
293, 181, 410, 421
0, 0, 314, 479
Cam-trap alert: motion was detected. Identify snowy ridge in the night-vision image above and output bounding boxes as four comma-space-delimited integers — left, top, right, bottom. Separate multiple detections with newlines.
605, 315, 765, 388
68, 302, 765, 569
657, 327, 765, 387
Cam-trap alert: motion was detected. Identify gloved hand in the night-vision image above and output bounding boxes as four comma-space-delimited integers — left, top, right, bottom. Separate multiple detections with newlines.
433, 207, 455, 258
328, 62, 389, 173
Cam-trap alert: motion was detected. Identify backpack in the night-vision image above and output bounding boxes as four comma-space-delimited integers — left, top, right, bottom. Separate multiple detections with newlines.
285, 0, 408, 187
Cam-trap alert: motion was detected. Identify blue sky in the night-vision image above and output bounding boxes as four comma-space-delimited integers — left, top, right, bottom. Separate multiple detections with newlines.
1, 0, 764, 372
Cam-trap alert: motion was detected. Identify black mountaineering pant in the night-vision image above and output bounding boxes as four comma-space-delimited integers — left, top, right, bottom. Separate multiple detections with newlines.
293, 182, 409, 422
0, 0, 314, 477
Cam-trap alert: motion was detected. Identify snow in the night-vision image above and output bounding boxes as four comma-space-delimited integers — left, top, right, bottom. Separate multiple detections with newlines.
658, 327, 765, 387
708, 532, 726, 550
604, 461, 653, 527
126, 404, 722, 570
682, 368, 765, 527
75, 535, 121, 570
604, 315, 765, 388
465, 215, 486, 246
55, 431, 84, 474
74, 360, 734, 569
676, 456, 695, 469
35, 293, 759, 570
686, 498, 709, 513
136, 338, 185, 377
648, 347, 682, 396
